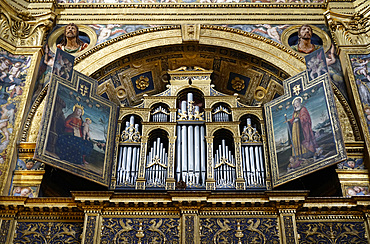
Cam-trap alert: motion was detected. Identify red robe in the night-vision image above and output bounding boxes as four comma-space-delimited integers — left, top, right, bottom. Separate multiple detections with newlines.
290, 106, 317, 154
64, 116, 82, 138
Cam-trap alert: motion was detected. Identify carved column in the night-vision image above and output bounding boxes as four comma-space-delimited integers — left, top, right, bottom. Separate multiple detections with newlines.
181, 209, 199, 244
205, 136, 215, 190
278, 209, 299, 244
363, 212, 370, 244
136, 135, 148, 190
169, 108, 177, 122
166, 136, 177, 190
0, 212, 16, 243
324, 10, 370, 163
82, 207, 103, 244
204, 108, 212, 122
260, 120, 272, 190
234, 136, 246, 190
110, 124, 122, 190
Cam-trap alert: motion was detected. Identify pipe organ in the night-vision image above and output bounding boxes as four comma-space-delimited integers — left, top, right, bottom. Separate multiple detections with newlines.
214, 139, 236, 188
116, 116, 141, 187
241, 118, 266, 188
146, 137, 168, 188
212, 105, 231, 122
115, 67, 269, 190
151, 106, 169, 122
176, 93, 206, 188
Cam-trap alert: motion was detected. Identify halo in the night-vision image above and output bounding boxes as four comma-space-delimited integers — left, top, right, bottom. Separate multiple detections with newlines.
47, 25, 97, 56
291, 96, 303, 106
73, 104, 84, 115
281, 25, 332, 56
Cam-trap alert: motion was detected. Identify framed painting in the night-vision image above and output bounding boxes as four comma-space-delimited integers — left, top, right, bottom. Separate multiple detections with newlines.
34, 72, 118, 186
264, 71, 346, 187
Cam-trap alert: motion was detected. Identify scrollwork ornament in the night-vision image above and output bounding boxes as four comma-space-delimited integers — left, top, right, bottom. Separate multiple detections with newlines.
200, 218, 279, 244
14, 222, 83, 244
325, 11, 370, 46
297, 221, 367, 244
100, 218, 180, 244
0, 2, 54, 47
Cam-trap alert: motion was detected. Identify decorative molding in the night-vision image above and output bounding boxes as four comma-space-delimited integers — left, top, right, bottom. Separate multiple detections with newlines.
325, 11, 370, 47
0, 0, 55, 47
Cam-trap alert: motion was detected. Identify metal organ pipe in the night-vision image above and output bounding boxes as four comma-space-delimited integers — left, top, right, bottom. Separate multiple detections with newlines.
117, 116, 141, 187
212, 105, 230, 122
176, 92, 206, 188
214, 139, 236, 188
145, 137, 168, 188
240, 119, 266, 188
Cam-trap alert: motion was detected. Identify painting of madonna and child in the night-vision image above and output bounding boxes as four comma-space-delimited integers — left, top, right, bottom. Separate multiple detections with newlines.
35, 72, 117, 186
264, 70, 346, 187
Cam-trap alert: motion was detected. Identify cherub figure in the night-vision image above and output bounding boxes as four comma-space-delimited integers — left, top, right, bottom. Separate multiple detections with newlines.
0, 103, 16, 142
0, 57, 11, 82
13, 187, 21, 196
352, 57, 370, 82
82, 118, 92, 140
8, 62, 23, 83
306, 51, 327, 80
252, 24, 289, 43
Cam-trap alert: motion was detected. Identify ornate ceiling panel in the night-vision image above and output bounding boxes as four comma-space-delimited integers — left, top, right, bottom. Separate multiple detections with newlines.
92, 44, 288, 105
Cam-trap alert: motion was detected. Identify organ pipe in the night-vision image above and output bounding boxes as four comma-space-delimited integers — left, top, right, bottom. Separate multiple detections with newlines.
212, 105, 231, 122
117, 116, 141, 187
241, 118, 265, 188
214, 139, 236, 188
176, 92, 206, 188
145, 137, 168, 188
151, 106, 170, 122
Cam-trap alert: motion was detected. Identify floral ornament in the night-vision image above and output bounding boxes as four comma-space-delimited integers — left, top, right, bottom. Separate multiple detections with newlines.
135, 76, 150, 90
231, 77, 245, 91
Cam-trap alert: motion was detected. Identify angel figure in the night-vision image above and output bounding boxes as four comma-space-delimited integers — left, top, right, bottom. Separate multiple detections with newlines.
90, 24, 126, 44
251, 24, 289, 43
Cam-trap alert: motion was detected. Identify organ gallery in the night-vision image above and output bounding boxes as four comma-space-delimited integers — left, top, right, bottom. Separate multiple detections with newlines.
0, 0, 370, 242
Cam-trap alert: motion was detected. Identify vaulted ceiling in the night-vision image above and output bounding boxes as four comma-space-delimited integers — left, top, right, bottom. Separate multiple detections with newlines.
92, 44, 288, 106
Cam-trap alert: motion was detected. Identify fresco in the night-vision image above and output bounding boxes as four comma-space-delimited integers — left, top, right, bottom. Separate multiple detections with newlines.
11, 186, 38, 198
16, 158, 43, 171
350, 54, 370, 135
0, 48, 31, 167
344, 185, 370, 197
337, 158, 365, 170
89, 24, 158, 44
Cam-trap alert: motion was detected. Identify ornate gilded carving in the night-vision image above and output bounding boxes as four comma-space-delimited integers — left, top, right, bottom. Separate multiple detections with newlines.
325, 11, 370, 46
200, 218, 279, 243
282, 215, 296, 243
297, 221, 367, 243
0, 1, 54, 47
14, 222, 83, 243
135, 75, 150, 90
0, 219, 11, 243
84, 215, 96, 244
185, 215, 195, 244
181, 24, 200, 43
100, 218, 180, 244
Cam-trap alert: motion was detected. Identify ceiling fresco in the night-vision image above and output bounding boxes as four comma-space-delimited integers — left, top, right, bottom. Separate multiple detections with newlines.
91, 44, 288, 106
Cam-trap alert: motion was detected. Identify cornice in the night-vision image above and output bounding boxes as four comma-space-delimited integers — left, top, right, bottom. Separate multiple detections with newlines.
57, 3, 327, 9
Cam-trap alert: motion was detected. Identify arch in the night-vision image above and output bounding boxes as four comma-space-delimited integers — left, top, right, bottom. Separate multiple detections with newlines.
143, 125, 174, 139
234, 110, 263, 122
75, 26, 305, 77
209, 126, 237, 138
119, 110, 145, 121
